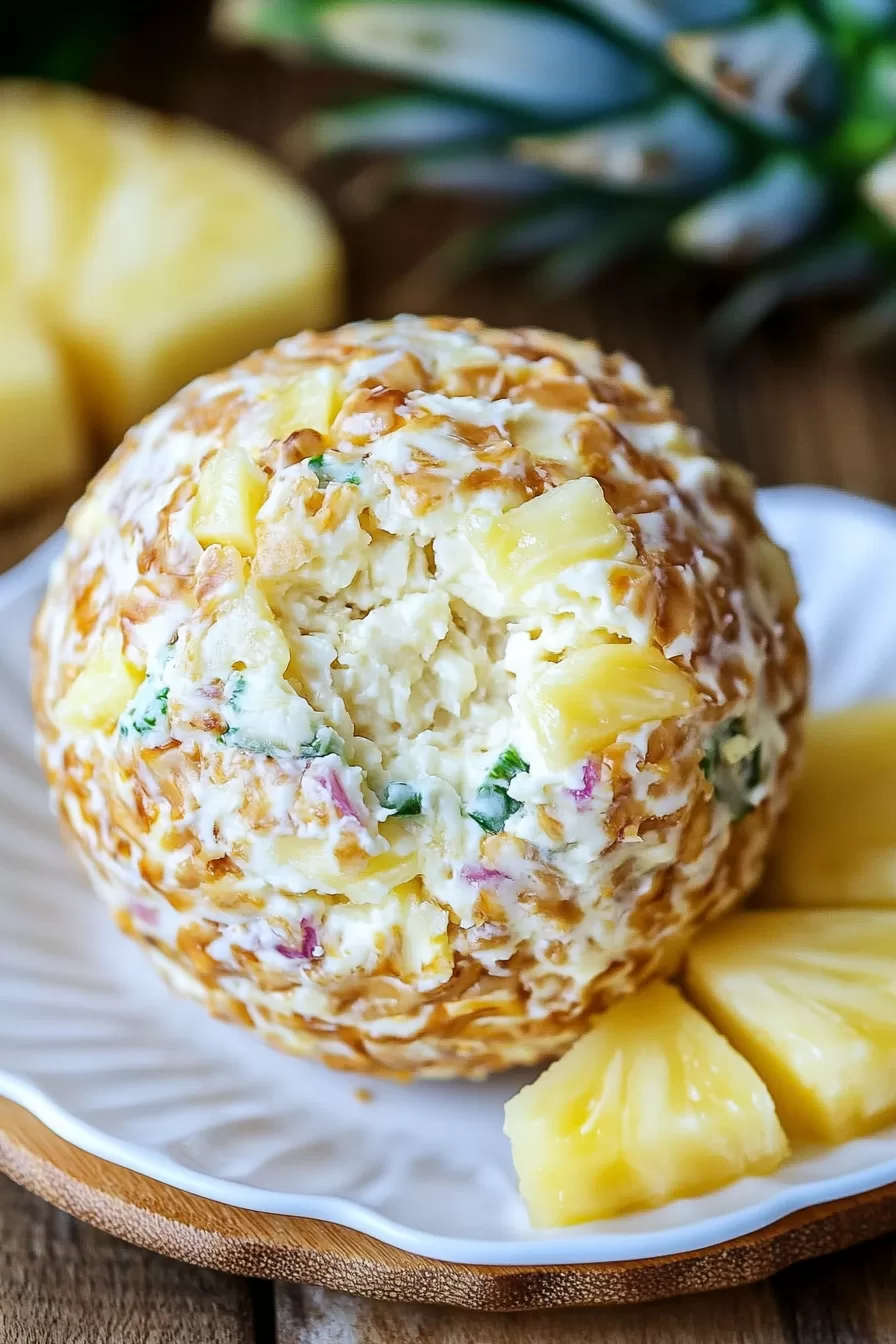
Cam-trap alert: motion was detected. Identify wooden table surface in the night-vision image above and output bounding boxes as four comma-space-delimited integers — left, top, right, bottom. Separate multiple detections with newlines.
2, 7, 896, 1340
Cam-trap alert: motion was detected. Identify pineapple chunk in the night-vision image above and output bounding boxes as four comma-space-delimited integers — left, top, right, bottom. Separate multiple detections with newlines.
55, 105, 342, 443
56, 627, 143, 732
522, 642, 696, 768
276, 820, 421, 902
400, 890, 451, 980
768, 703, 896, 908
192, 447, 268, 556
271, 365, 342, 438
686, 910, 896, 1144
196, 573, 291, 680
0, 298, 84, 510
468, 478, 627, 601
504, 982, 788, 1227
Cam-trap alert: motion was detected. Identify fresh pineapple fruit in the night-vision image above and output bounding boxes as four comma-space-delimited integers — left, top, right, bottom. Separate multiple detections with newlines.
521, 642, 696, 768
0, 81, 343, 508
768, 703, 896, 908
504, 982, 788, 1227
192, 447, 268, 556
58, 120, 342, 444
686, 910, 896, 1145
270, 364, 342, 439
467, 477, 627, 602
276, 819, 421, 902
0, 83, 119, 314
56, 627, 143, 732
0, 298, 84, 509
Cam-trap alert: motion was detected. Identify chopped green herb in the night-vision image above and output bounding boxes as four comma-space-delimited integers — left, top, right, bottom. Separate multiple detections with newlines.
217, 727, 278, 756
120, 683, 169, 737
309, 453, 361, 487
468, 747, 529, 834
227, 672, 247, 709
301, 726, 346, 760
382, 781, 423, 817
701, 717, 763, 822
488, 746, 529, 784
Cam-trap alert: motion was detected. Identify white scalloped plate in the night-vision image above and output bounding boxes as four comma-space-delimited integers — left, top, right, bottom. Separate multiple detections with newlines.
2, 485, 896, 1267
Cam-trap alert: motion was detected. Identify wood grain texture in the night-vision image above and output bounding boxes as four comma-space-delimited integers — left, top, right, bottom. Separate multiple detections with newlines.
274, 1279, 790, 1343
0, 1172, 254, 1344
2, 1098, 896, 1314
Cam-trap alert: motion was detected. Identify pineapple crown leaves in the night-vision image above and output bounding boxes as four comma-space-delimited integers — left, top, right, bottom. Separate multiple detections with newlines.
216, 0, 896, 345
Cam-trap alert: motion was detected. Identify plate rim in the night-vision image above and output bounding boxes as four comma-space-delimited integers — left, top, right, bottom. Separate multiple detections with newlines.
4, 484, 896, 1268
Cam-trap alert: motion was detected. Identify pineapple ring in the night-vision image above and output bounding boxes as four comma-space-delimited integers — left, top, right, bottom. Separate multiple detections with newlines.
32, 315, 807, 1079
0, 80, 343, 509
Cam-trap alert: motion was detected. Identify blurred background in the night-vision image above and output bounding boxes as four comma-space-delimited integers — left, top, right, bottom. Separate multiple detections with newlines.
1, 0, 895, 569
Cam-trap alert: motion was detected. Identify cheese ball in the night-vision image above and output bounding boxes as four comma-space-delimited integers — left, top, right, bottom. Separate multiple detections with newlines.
32, 316, 807, 1079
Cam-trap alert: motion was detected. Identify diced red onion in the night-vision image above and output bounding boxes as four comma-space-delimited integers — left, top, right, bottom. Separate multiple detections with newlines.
131, 900, 159, 928
460, 863, 512, 886
275, 918, 320, 961
568, 757, 600, 807
321, 766, 367, 825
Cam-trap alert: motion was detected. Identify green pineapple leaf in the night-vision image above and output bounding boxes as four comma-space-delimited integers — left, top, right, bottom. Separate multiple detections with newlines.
216, 0, 896, 345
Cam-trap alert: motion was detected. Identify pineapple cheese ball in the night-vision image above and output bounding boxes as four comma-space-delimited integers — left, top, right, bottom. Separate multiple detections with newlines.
32, 316, 807, 1079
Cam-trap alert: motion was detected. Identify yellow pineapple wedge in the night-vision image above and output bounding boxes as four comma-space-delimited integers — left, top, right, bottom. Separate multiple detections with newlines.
0, 81, 343, 506
521, 643, 696, 768
503, 982, 788, 1227
192, 447, 269, 556
56, 627, 143, 732
0, 298, 84, 509
467, 477, 628, 601
58, 115, 343, 443
767, 703, 896, 908
685, 909, 896, 1144
0, 83, 120, 314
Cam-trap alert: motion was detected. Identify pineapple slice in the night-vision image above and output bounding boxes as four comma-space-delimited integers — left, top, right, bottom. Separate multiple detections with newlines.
0, 298, 84, 510
521, 642, 697, 768
192, 447, 268, 556
0, 82, 120, 314
768, 703, 896, 908
0, 83, 342, 499
504, 982, 788, 1227
58, 118, 342, 443
271, 364, 342, 438
685, 909, 896, 1144
467, 477, 627, 601
56, 627, 143, 732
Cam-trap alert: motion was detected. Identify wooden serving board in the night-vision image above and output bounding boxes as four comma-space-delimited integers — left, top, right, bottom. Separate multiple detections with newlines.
1, 1097, 895, 1312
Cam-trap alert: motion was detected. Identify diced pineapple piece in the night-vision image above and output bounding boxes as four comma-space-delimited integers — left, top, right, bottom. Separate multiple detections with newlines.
192, 447, 268, 556
467, 478, 627, 601
768, 703, 896, 908
522, 642, 696, 768
0, 298, 84, 510
56, 112, 342, 443
271, 365, 342, 438
399, 890, 451, 980
56, 627, 143, 732
504, 982, 788, 1227
276, 820, 421, 902
196, 574, 291, 681
686, 910, 896, 1144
